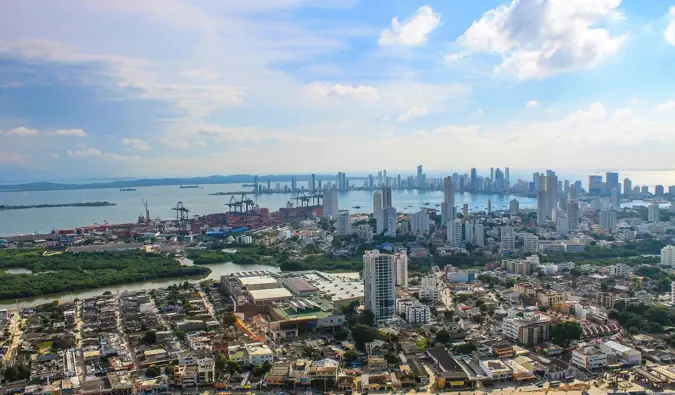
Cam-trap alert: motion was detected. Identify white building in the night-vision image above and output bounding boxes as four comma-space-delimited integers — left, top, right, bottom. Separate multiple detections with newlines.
405, 303, 431, 325
649, 202, 660, 223
447, 219, 463, 247
598, 341, 641, 365
510, 199, 519, 215
501, 226, 515, 251
336, 210, 352, 236
363, 250, 396, 324
356, 224, 373, 241
322, 190, 339, 218
556, 215, 569, 235
661, 245, 675, 266
393, 249, 408, 287
244, 342, 274, 366
465, 222, 474, 245
410, 210, 431, 235
419, 275, 440, 302
479, 360, 513, 380
557, 261, 575, 271
608, 263, 631, 277
599, 210, 617, 233
523, 233, 539, 254
571, 347, 608, 370
474, 224, 485, 247
384, 206, 397, 237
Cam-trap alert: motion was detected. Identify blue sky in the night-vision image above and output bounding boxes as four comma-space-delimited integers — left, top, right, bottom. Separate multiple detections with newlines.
1, 0, 675, 182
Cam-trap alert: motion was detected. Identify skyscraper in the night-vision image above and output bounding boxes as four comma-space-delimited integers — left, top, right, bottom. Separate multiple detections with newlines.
474, 223, 485, 247
311, 173, 316, 192
410, 210, 431, 235
545, 170, 558, 217
649, 202, 660, 223
442, 176, 455, 223
509, 199, 519, 215
363, 250, 396, 324
373, 191, 383, 234
599, 210, 617, 232
487, 199, 492, 214
336, 211, 352, 236
568, 201, 579, 231
384, 206, 397, 237
505, 167, 510, 184
611, 188, 620, 209
382, 186, 392, 208
537, 190, 547, 226
368, 174, 374, 190
490, 167, 494, 181
470, 168, 477, 191
606, 172, 620, 195
417, 165, 424, 188
589, 175, 604, 195
322, 190, 339, 218
656, 185, 665, 196
447, 219, 463, 247
393, 250, 408, 288
623, 178, 632, 196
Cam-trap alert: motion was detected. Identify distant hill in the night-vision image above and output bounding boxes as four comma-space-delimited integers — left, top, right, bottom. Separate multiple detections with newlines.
0, 174, 342, 192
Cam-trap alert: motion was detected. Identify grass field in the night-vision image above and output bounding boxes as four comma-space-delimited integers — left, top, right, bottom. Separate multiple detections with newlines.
37, 341, 53, 354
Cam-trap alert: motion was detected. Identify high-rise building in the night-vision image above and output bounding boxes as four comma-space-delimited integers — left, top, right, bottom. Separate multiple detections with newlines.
661, 245, 675, 267
465, 221, 474, 245
410, 210, 431, 235
533, 172, 541, 192
462, 203, 469, 217
474, 223, 485, 247
311, 173, 316, 192
509, 199, 519, 215
623, 178, 632, 197
563, 179, 570, 194
611, 188, 620, 209
599, 210, 617, 233
670, 186, 675, 195
290, 176, 297, 192
545, 171, 558, 217
589, 175, 604, 195
490, 167, 494, 181
373, 192, 383, 234
641, 185, 649, 194
556, 215, 569, 235
470, 168, 478, 191
505, 167, 510, 184
568, 202, 579, 231
523, 233, 539, 254
363, 250, 396, 324
382, 186, 392, 208
336, 210, 352, 236
322, 190, 339, 218
384, 206, 397, 237
537, 190, 547, 226
393, 249, 408, 287
447, 219, 463, 247
368, 174, 374, 190
417, 165, 424, 188
649, 202, 660, 223
442, 176, 455, 222
656, 185, 665, 196
377, 171, 383, 187
606, 172, 620, 195
487, 199, 492, 214
501, 225, 515, 251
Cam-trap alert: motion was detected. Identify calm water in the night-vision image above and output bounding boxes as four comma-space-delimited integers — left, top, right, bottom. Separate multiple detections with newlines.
0, 259, 279, 310
0, 182, 536, 235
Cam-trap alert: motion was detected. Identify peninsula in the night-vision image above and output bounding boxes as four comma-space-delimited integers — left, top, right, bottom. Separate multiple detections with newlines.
0, 202, 117, 211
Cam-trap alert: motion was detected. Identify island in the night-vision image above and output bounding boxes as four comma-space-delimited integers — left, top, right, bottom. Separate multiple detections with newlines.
0, 250, 211, 300
0, 202, 117, 211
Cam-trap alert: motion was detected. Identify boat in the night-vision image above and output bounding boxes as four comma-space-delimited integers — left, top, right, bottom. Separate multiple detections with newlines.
434, 204, 440, 207
180, 185, 201, 189
119, 188, 136, 192
423, 202, 431, 205
352, 205, 361, 209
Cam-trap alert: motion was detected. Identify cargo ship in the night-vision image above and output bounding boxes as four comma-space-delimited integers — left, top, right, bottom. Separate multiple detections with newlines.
119, 188, 136, 192
180, 185, 201, 189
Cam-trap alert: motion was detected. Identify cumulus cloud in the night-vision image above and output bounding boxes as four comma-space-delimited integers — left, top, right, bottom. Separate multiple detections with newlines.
306, 82, 379, 101
456, 0, 627, 79
525, 100, 539, 108
397, 107, 429, 122
666, 7, 675, 45
122, 138, 151, 151
7, 127, 38, 136
158, 138, 207, 149
66, 148, 138, 160
47, 129, 87, 137
378, 6, 441, 47
656, 101, 675, 112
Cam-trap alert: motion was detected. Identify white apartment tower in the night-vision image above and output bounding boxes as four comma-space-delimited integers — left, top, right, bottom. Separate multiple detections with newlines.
649, 202, 660, 223
474, 223, 485, 247
363, 250, 396, 324
410, 210, 431, 235
537, 190, 548, 226
661, 245, 675, 267
465, 221, 474, 245
523, 233, 539, 254
501, 225, 515, 251
599, 210, 617, 233
336, 210, 352, 236
393, 249, 408, 288
384, 206, 397, 237
442, 176, 455, 223
322, 190, 339, 218
447, 219, 463, 247
556, 215, 569, 235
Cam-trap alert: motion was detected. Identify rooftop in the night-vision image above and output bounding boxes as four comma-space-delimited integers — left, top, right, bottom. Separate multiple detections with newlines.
239, 276, 279, 286
249, 288, 293, 301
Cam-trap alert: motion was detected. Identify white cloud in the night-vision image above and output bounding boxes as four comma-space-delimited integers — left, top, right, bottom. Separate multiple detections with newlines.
158, 138, 207, 149
7, 127, 38, 136
656, 101, 675, 112
397, 107, 429, 122
545, 107, 554, 113
49, 153, 61, 159
182, 68, 222, 80
456, 0, 627, 79
122, 138, 151, 151
630, 97, 640, 105
665, 7, 675, 45
378, 6, 441, 47
306, 82, 379, 101
67, 148, 102, 157
472, 108, 484, 116
525, 100, 539, 108
47, 129, 87, 137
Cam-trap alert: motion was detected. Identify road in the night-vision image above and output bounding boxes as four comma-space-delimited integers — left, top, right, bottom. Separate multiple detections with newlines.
74, 301, 86, 380
115, 293, 139, 369
198, 289, 219, 322
4, 310, 23, 364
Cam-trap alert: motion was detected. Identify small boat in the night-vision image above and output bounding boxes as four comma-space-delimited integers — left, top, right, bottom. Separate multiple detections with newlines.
434, 203, 440, 207
180, 185, 201, 189
352, 205, 361, 209
119, 188, 136, 192
423, 202, 431, 205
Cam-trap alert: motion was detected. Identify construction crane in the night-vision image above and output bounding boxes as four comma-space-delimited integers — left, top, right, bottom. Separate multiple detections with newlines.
172, 201, 190, 228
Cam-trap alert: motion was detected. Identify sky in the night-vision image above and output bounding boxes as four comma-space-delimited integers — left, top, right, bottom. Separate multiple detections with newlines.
1, 0, 675, 182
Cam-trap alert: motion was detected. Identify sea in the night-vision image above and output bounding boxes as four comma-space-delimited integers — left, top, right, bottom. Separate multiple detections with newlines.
0, 182, 536, 236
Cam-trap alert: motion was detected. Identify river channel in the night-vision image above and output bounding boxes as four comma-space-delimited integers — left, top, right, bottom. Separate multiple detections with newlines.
0, 259, 279, 310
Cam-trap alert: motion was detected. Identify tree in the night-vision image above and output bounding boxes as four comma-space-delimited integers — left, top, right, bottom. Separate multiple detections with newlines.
145, 366, 161, 377
226, 361, 242, 374
538, 306, 548, 312
334, 329, 349, 341
351, 324, 378, 350
646, 306, 670, 326
614, 300, 626, 312
452, 343, 476, 355
516, 312, 524, 318
359, 310, 375, 326
435, 330, 451, 344
551, 321, 582, 347
222, 313, 237, 327
142, 330, 157, 345
3, 366, 18, 381
607, 309, 620, 320
215, 353, 227, 371
174, 330, 186, 341
252, 361, 272, 376
343, 350, 360, 362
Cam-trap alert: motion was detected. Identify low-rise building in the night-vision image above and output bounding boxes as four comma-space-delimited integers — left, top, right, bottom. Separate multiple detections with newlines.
571, 346, 607, 370
598, 341, 641, 365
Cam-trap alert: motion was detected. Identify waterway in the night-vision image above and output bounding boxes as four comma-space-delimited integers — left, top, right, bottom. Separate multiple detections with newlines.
0, 182, 536, 235
0, 259, 279, 310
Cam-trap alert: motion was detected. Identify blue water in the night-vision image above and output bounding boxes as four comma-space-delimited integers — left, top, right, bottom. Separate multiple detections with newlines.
0, 182, 536, 236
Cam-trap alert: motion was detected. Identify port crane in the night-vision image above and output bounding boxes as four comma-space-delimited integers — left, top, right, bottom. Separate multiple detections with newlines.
226, 194, 255, 214
291, 191, 323, 207
172, 201, 190, 228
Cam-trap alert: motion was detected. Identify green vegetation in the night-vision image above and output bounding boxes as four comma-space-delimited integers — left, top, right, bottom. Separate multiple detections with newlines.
542, 240, 665, 264
611, 301, 674, 334
0, 250, 210, 300
551, 321, 582, 347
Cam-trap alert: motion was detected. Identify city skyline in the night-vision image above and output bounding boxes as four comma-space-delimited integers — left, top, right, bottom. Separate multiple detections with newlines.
1, 1, 675, 180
